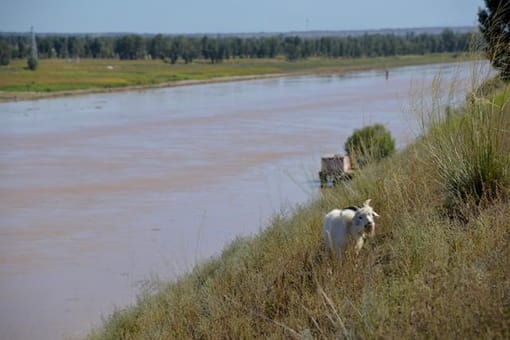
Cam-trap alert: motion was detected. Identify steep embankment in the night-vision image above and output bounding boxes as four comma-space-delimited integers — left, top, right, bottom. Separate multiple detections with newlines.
89, 79, 509, 339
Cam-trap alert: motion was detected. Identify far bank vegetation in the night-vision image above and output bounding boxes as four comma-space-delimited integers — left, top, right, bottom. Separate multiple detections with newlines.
0, 29, 473, 64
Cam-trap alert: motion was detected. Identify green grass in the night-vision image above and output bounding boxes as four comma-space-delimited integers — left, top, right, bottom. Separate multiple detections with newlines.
87, 72, 510, 338
0, 53, 471, 98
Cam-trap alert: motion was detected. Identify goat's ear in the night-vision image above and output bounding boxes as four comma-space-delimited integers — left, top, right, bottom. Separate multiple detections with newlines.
363, 199, 372, 207
373, 210, 380, 218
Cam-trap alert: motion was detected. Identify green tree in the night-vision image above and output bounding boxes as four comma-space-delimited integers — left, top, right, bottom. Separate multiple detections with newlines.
344, 124, 396, 167
168, 37, 183, 64
27, 31, 38, 70
15, 38, 30, 58
115, 35, 146, 60
52, 36, 66, 58
441, 29, 456, 52
27, 55, 38, 70
89, 38, 103, 58
149, 34, 169, 59
266, 37, 280, 58
478, 0, 510, 80
283, 36, 302, 61
201, 36, 224, 63
67, 36, 85, 57
37, 37, 52, 58
181, 38, 198, 63
0, 41, 11, 65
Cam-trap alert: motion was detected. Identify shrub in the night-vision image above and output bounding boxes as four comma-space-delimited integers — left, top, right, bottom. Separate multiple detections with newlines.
344, 124, 396, 167
27, 56, 38, 71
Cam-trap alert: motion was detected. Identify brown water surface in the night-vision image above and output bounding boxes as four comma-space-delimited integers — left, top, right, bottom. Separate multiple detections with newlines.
0, 62, 483, 339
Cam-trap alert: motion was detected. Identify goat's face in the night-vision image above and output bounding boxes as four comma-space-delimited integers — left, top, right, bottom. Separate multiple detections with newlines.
352, 199, 380, 238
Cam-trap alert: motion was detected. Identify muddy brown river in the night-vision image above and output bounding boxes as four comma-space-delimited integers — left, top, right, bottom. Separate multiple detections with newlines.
0, 61, 486, 339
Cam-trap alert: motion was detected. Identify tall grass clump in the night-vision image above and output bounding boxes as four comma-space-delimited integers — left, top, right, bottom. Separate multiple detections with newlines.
424, 77, 510, 219
89, 58, 510, 339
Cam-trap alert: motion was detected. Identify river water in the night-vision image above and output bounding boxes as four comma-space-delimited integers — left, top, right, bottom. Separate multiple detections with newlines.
0, 61, 486, 339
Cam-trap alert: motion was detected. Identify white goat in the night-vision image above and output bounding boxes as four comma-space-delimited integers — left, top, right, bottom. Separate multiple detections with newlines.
323, 199, 380, 258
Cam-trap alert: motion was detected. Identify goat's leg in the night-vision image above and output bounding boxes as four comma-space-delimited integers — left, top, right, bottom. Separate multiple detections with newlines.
354, 236, 365, 255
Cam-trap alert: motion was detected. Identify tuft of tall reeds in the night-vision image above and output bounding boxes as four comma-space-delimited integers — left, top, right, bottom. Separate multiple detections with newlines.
424, 76, 510, 220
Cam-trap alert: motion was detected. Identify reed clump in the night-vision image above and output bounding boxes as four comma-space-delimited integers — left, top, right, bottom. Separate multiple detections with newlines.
425, 77, 510, 221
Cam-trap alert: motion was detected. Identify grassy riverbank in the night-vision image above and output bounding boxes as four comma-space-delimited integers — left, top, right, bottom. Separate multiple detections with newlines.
88, 71, 510, 338
0, 53, 469, 102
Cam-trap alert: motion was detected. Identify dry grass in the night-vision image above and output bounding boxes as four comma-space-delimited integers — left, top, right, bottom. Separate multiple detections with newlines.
88, 74, 510, 339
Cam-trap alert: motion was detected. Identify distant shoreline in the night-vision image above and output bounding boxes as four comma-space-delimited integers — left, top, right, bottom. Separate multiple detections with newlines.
0, 73, 289, 103
0, 54, 475, 103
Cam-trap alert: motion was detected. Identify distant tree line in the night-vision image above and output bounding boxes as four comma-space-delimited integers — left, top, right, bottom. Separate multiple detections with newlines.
478, 0, 510, 80
0, 29, 474, 65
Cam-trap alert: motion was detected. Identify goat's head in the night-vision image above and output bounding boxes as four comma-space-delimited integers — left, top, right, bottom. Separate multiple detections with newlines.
352, 199, 380, 238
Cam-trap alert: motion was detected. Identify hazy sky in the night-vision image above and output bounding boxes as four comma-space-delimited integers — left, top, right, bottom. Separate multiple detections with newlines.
2, 0, 483, 34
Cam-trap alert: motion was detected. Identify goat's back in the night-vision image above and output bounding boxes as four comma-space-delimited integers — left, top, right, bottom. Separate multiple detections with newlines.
323, 208, 356, 256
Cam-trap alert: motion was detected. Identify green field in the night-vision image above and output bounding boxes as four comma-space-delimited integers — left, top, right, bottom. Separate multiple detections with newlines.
87, 73, 510, 338
0, 53, 470, 101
